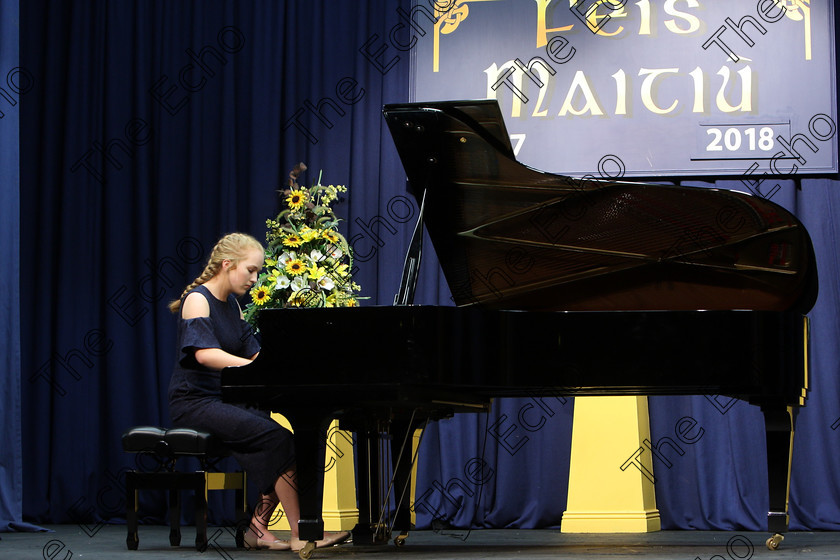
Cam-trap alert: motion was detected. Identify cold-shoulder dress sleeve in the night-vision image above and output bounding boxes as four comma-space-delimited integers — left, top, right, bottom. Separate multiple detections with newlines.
168, 285, 260, 397
178, 316, 221, 369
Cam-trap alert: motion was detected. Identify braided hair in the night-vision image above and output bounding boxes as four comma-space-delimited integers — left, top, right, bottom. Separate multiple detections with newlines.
168, 232, 263, 313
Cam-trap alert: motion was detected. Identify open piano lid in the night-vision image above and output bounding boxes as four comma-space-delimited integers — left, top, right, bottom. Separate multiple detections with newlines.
383, 100, 818, 313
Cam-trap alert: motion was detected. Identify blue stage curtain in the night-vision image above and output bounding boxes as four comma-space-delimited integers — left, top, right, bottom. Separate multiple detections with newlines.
0, 0, 23, 533
18, 0, 421, 526
15, 0, 840, 534
648, 179, 840, 531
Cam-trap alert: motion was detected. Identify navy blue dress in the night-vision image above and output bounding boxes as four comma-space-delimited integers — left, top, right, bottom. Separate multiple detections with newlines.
168, 284, 295, 495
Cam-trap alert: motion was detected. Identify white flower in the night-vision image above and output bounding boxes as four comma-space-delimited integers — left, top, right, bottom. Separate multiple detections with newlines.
310, 249, 325, 262
276, 275, 291, 289
279, 251, 296, 265
318, 275, 335, 291
290, 276, 307, 292
326, 245, 343, 259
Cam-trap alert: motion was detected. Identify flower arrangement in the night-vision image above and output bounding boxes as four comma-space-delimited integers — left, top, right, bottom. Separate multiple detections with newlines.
243, 163, 362, 327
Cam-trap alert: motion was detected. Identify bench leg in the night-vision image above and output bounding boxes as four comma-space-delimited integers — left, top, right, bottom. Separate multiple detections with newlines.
194, 473, 209, 552
168, 488, 181, 546
125, 472, 139, 550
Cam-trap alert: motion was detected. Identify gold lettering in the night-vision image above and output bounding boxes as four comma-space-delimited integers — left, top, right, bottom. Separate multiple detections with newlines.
434, 1, 502, 72
780, 0, 812, 60
636, 0, 652, 35
535, 0, 574, 48
663, 0, 702, 35
639, 68, 680, 114
611, 69, 628, 115
485, 62, 525, 117
558, 71, 604, 116
586, 0, 627, 37
688, 67, 705, 113
531, 65, 552, 117
716, 66, 753, 113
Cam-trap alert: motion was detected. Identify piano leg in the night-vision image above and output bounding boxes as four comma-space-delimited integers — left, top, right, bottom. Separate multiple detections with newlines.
762, 405, 795, 550
284, 411, 329, 552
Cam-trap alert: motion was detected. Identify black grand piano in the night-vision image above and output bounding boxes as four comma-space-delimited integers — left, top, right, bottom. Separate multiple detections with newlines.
221, 100, 817, 558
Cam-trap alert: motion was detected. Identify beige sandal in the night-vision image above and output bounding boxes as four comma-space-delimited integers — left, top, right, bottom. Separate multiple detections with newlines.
291, 531, 351, 552
243, 529, 291, 550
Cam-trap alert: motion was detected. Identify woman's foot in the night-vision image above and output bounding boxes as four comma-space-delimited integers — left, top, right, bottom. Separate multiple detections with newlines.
243, 528, 291, 550
290, 531, 351, 552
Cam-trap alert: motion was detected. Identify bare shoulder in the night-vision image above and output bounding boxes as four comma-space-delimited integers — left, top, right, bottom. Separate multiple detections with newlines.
181, 291, 211, 319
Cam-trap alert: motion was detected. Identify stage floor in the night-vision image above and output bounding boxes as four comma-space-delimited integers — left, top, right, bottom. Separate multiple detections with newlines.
3, 525, 839, 559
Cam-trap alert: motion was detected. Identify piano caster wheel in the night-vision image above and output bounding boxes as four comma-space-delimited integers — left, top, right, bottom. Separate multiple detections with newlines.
766, 533, 784, 550
394, 533, 408, 547
298, 542, 316, 559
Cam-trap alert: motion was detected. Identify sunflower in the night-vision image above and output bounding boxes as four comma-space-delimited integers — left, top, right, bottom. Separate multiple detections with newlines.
250, 285, 271, 306
285, 258, 306, 275
322, 230, 340, 243
286, 189, 307, 210
283, 234, 303, 247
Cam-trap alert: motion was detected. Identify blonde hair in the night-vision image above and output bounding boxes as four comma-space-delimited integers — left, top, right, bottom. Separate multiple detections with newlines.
168, 232, 264, 313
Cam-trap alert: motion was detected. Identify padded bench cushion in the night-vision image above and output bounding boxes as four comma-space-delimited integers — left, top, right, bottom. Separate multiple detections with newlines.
122, 426, 230, 457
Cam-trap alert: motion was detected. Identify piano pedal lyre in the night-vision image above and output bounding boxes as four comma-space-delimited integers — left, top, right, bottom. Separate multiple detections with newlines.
369, 411, 430, 549
371, 521, 391, 544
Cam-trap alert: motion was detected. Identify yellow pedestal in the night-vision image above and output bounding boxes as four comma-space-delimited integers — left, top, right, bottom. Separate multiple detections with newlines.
561, 396, 660, 533
267, 414, 359, 531
410, 428, 422, 527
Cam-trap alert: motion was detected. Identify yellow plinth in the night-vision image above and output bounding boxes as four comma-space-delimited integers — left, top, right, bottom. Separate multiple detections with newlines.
268, 414, 359, 531
562, 396, 660, 533
410, 428, 422, 527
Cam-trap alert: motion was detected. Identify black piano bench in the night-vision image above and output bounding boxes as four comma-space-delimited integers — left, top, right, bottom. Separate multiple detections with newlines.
121, 426, 248, 552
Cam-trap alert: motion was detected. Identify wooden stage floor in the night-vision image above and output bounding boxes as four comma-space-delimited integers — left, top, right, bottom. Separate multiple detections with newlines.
3, 525, 839, 559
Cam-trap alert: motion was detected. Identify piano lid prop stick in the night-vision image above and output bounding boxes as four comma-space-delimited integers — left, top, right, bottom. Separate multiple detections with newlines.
394, 189, 427, 306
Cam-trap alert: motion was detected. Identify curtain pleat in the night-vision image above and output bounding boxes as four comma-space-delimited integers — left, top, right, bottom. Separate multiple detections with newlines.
0, 0, 24, 533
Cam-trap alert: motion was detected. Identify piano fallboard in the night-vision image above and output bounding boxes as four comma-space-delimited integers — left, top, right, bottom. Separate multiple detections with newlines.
222, 306, 808, 410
